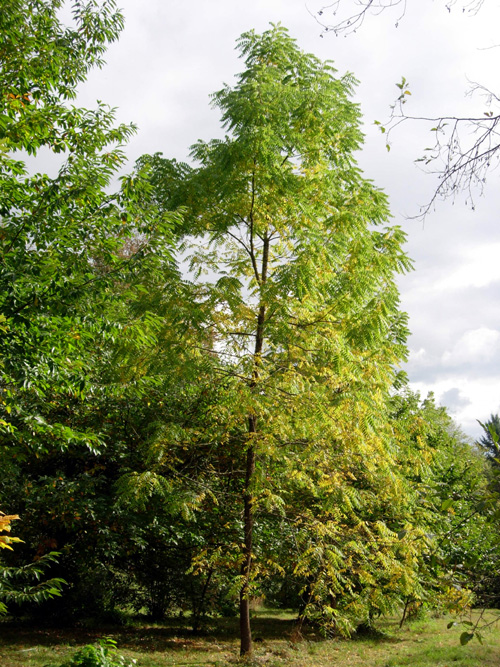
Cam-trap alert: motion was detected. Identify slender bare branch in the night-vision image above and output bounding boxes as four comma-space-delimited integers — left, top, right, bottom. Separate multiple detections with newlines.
315, 0, 484, 36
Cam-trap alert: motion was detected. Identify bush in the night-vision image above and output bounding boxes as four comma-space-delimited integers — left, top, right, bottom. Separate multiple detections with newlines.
45, 637, 136, 667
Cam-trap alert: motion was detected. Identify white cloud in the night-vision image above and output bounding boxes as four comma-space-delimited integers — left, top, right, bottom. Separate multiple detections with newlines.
442, 328, 500, 367
436, 243, 500, 290
409, 377, 500, 440
409, 347, 428, 363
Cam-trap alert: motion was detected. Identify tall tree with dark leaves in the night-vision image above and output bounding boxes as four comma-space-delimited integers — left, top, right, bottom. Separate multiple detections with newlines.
0, 0, 177, 614
0, 0, 174, 454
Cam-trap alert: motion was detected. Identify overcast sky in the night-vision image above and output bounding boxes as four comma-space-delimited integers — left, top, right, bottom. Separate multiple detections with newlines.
74, 0, 500, 439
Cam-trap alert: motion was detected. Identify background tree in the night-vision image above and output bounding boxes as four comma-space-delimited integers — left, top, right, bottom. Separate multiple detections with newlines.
0, 0, 174, 447
392, 392, 497, 615
0, 0, 176, 615
478, 414, 500, 463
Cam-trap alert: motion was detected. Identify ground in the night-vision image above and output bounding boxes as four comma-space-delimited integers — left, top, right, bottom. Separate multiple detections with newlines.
1, 609, 499, 666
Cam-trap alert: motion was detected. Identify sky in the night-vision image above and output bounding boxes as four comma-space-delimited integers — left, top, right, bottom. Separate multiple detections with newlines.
73, 0, 500, 439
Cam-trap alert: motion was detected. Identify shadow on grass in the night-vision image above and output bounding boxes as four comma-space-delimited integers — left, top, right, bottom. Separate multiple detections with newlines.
0, 613, 299, 653
0, 610, 409, 656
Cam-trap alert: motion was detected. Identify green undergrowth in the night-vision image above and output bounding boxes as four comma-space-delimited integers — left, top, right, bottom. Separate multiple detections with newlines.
1, 609, 500, 667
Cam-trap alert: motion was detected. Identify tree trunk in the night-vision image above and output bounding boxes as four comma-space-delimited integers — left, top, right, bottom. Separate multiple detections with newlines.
240, 438, 256, 655
239, 234, 268, 656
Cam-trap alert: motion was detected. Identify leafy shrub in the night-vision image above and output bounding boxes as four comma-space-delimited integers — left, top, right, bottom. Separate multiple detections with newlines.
45, 637, 136, 667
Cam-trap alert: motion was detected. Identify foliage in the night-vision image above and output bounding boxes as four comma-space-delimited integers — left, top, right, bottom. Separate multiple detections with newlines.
478, 414, 500, 463
390, 390, 500, 647
1, 0, 498, 648
138, 23, 423, 654
390, 392, 492, 612
0, 511, 65, 616
0, 511, 21, 552
0, 0, 174, 449
45, 637, 136, 667
0, 550, 66, 610
0, 0, 177, 623
0, 511, 20, 614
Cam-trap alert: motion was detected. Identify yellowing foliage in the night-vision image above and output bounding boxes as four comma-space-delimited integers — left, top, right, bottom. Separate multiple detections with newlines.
0, 511, 21, 550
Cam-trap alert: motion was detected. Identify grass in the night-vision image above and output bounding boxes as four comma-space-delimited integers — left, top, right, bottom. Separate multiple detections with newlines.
1, 609, 500, 667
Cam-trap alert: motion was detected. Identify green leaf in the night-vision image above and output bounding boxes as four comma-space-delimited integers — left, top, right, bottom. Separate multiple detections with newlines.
460, 632, 474, 645
441, 498, 454, 511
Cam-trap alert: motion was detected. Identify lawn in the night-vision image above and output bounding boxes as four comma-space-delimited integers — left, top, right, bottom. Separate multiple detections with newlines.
1, 609, 499, 667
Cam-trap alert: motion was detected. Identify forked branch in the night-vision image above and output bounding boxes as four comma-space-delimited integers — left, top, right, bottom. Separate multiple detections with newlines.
315, 0, 485, 36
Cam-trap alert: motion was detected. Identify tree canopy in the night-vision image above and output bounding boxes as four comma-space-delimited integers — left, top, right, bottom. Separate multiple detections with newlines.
0, 0, 174, 450
478, 414, 500, 463
139, 24, 422, 655
1, 1, 499, 653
